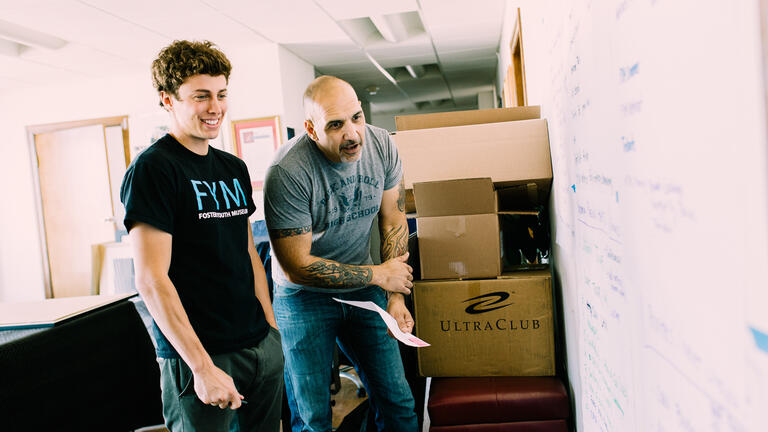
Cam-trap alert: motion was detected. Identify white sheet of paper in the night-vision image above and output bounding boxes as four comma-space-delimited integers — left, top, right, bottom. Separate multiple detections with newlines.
333, 298, 430, 347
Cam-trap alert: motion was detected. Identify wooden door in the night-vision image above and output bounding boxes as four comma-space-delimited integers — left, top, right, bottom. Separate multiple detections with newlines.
35, 125, 117, 298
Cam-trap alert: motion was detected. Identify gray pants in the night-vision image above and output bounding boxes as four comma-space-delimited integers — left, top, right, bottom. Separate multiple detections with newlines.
158, 327, 284, 432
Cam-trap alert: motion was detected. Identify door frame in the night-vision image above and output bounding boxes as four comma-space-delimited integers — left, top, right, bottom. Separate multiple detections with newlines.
27, 115, 130, 298
504, 8, 527, 108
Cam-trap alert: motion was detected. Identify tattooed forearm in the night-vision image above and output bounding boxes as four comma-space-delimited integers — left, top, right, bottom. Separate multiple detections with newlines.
269, 226, 311, 239
380, 224, 408, 260
396, 182, 406, 213
299, 260, 373, 289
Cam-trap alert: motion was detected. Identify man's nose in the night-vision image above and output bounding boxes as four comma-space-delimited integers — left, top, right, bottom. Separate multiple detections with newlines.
208, 97, 222, 113
341, 121, 357, 141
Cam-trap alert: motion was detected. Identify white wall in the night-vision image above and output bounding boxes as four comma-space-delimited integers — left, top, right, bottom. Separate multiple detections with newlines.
0, 41, 306, 302
0, 72, 152, 302
228, 43, 286, 128
278, 46, 315, 139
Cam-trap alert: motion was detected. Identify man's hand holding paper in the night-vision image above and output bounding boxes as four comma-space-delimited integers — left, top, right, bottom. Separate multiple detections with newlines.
387, 294, 414, 334
333, 298, 430, 348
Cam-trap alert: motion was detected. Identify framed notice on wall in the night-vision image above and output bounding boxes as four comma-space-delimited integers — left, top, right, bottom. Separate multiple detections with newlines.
231, 116, 282, 189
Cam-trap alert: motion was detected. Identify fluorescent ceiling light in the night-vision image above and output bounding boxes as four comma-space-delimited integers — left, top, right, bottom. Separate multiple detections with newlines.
0, 38, 22, 57
370, 14, 397, 42
404, 64, 425, 79
365, 52, 397, 86
369, 12, 416, 43
0, 19, 67, 50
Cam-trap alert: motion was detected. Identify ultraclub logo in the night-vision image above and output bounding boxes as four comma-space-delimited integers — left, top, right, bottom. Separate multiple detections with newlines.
463, 292, 514, 314
438, 290, 541, 332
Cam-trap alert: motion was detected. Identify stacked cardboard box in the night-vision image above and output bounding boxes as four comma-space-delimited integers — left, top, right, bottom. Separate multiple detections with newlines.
392, 106, 554, 377
414, 178, 549, 280
394, 106, 551, 210
413, 271, 554, 377
415, 178, 501, 280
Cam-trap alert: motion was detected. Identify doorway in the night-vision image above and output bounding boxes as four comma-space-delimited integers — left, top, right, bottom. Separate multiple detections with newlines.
28, 116, 130, 298
504, 8, 527, 108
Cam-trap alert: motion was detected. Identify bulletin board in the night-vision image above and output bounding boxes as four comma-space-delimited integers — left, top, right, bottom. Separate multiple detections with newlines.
232, 116, 282, 189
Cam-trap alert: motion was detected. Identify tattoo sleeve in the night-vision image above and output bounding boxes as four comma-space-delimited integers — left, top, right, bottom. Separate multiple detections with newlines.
380, 224, 408, 261
271, 225, 373, 289
299, 260, 373, 289
269, 226, 311, 239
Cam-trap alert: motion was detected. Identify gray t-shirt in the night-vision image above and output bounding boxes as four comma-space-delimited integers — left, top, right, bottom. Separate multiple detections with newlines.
263, 124, 402, 292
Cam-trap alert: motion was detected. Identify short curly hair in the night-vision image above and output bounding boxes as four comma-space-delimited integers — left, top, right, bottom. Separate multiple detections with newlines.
151, 40, 232, 107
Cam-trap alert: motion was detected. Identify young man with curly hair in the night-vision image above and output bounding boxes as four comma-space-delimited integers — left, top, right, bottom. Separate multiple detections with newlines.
121, 40, 284, 431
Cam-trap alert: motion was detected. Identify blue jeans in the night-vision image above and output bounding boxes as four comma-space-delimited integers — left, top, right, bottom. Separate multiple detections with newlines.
274, 285, 418, 432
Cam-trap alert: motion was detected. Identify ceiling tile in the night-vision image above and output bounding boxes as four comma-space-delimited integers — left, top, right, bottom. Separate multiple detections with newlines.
0, 0, 170, 63
0, 54, 88, 85
419, 0, 505, 33
366, 34, 433, 61
287, 42, 366, 67
376, 54, 437, 69
317, 0, 418, 20
0, 0, 507, 116
0, 74, 34, 90
441, 57, 498, 72
80, 0, 271, 49
19, 43, 142, 76
215, 0, 348, 44
318, 61, 380, 76
434, 33, 501, 53
399, 77, 450, 101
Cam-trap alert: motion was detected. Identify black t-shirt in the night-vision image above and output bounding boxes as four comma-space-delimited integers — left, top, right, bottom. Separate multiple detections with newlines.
120, 134, 268, 358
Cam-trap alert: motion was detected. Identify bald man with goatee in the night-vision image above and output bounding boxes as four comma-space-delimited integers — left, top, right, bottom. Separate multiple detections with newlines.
263, 76, 418, 431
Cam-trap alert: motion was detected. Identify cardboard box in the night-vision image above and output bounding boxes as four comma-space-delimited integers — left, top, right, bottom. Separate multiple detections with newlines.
413, 271, 554, 377
417, 214, 500, 280
395, 106, 541, 131
414, 178, 497, 217
415, 178, 501, 279
500, 209, 551, 271
393, 118, 552, 196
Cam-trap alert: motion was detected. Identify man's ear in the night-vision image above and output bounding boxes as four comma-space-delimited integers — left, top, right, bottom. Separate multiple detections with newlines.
305, 119, 318, 141
160, 91, 174, 112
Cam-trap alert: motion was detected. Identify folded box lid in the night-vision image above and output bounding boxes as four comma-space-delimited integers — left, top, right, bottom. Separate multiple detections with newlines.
395, 106, 541, 131
393, 119, 552, 190
414, 178, 496, 217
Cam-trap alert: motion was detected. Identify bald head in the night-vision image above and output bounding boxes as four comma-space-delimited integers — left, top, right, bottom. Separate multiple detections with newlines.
303, 75, 357, 121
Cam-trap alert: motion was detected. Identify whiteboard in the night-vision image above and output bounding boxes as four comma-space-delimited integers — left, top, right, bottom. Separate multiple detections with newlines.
522, 1, 768, 431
